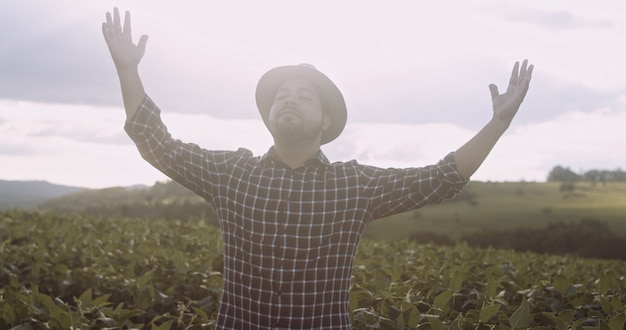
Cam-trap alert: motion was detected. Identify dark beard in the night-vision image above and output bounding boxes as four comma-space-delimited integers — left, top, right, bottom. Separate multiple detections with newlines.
271, 120, 323, 144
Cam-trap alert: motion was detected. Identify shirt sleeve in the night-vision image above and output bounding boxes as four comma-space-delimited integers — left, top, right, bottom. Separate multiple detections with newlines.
124, 95, 251, 202
359, 152, 468, 221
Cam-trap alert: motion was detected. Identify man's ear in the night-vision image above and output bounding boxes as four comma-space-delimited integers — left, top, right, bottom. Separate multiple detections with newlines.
322, 113, 331, 131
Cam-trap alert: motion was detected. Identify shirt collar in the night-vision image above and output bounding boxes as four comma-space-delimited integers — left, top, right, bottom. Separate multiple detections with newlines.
260, 146, 331, 168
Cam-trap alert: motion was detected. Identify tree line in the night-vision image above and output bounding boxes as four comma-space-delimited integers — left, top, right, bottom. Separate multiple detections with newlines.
547, 165, 626, 183
409, 218, 626, 260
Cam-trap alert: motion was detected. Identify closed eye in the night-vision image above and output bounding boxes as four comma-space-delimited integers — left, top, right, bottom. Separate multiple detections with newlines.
274, 92, 288, 101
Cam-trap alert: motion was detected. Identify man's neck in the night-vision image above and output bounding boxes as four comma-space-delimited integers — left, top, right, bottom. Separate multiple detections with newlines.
272, 141, 321, 169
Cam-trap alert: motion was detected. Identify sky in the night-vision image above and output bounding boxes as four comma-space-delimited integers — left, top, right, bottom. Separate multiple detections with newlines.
1, 0, 625, 189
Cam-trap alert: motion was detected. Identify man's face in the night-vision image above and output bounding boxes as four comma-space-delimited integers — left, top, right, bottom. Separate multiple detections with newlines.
268, 77, 330, 143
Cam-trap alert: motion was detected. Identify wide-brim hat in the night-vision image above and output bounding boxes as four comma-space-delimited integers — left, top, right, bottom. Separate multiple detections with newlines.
255, 64, 347, 145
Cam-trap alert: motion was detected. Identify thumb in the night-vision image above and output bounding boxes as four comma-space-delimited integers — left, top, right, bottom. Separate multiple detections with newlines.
138, 34, 149, 53
488, 84, 499, 100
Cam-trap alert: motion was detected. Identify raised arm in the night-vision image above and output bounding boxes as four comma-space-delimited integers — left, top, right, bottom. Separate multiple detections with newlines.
453, 60, 534, 179
102, 8, 149, 119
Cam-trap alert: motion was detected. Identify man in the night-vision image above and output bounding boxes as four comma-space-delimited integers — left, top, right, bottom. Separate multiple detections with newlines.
102, 7, 533, 330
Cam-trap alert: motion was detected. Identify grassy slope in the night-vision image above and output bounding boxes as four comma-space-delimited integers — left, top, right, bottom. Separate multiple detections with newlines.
39, 179, 626, 242
364, 181, 626, 241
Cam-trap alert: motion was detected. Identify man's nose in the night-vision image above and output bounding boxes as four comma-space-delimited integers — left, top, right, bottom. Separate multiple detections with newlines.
284, 94, 297, 105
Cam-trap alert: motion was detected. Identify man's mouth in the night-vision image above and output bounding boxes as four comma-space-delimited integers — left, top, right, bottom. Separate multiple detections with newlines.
279, 108, 302, 118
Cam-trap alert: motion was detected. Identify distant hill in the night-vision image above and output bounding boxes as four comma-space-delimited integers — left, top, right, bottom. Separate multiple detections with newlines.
0, 180, 87, 210
366, 181, 626, 241
40, 180, 201, 212
38, 180, 215, 222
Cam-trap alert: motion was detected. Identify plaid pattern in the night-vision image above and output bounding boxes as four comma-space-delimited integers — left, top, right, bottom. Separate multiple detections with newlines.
125, 96, 467, 329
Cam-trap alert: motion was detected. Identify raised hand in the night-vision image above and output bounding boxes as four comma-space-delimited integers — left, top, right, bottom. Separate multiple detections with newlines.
488, 60, 534, 125
102, 7, 148, 72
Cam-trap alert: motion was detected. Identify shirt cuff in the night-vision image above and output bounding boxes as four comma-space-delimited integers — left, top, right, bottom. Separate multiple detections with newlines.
124, 95, 161, 134
442, 152, 469, 185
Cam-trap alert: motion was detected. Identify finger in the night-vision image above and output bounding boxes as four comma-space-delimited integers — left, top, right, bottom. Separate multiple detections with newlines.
519, 59, 534, 87
114, 7, 121, 33
123, 10, 131, 36
521, 64, 534, 94
106, 11, 112, 29
508, 61, 520, 87
138, 34, 149, 53
520, 59, 528, 80
488, 84, 499, 100
102, 22, 110, 43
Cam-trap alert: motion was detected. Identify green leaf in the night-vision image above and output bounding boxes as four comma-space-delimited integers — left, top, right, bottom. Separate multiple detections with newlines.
558, 310, 574, 323
479, 304, 501, 323
8, 325, 36, 330
1, 303, 16, 323
391, 260, 403, 282
433, 290, 453, 309
598, 320, 611, 330
486, 274, 498, 298
611, 296, 624, 312
428, 316, 445, 330
92, 294, 113, 309
37, 292, 61, 317
450, 270, 464, 292
192, 307, 209, 320
537, 311, 567, 330
599, 296, 611, 314
350, 285, 373, 310
509, 298, 531, 329
79, 288, 93, 305
152, 319, 173, 330
396, 315, 406, 330
609, 313, 625, 330
58, 311, 74, 329
553, 274, 570, 296
138, 270, 154, 287
138, 285, 154, 310
400, 300, 420, 328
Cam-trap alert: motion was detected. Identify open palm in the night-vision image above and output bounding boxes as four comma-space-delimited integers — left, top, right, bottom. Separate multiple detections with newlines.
489, 60, 533, 124
102, 8, 148, 71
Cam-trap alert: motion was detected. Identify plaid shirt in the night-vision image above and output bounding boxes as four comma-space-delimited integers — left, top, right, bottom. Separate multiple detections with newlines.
125, 96, 467, 329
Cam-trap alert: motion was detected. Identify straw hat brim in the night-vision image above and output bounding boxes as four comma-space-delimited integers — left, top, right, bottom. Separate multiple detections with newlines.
255, 64, 347, 145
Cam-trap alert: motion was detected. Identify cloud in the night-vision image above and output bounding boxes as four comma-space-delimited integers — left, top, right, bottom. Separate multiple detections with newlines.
324, 122, 474, 168
508, 8, 613, 30
520, 75, 617, 124
29, 128, 129, 146
2, 95, 625, 188
0, 142, 42, 156
0, 99, 130, 160
336, 57, 617, 131
484, 3, 616, 31
477, 106, 626, 181
1, 0, 622, 132
2, 0, 625, 189
0, 1, 121, 107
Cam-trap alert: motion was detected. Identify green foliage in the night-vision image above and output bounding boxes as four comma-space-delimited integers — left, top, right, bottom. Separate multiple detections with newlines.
2, 210, 626, 329
40, 180, 626, 248
547, 165, 626, 183
351, 240, 626, 329
366, 181, 626, 243
461, 218, 626, 260
548, 165, 583, 182
0, 210, 222, 329
39, 181, 218, 225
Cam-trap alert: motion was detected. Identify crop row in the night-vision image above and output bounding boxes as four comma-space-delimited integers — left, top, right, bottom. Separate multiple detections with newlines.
1, 210, 625, 329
